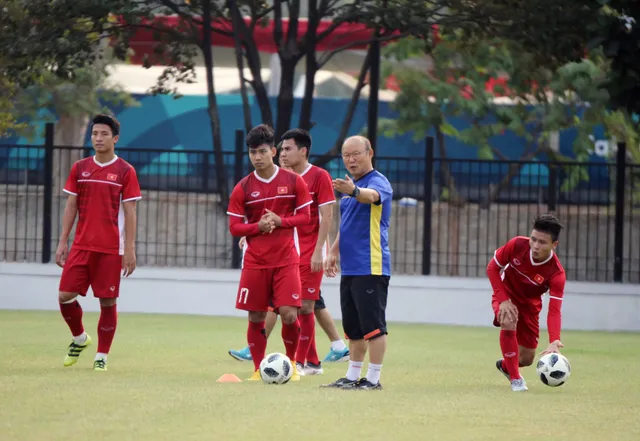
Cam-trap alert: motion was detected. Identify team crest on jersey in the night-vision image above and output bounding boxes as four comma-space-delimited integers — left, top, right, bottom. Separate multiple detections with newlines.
512, 258, 521, 266
107, 173, 118, 182
277, 186, 288, 194
533, 274, 545, 284
251, 191, 260, 198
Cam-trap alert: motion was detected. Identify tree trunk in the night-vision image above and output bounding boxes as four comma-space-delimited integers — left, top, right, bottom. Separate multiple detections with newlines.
435, 127, 465, 207
236, 14, 273, 127
298, 0, 319, 131
229, 0, 252, 133
53, 113, 88, 195
202, 0, 228, 207
274, 58, 297, 141
312, 48, 372, 168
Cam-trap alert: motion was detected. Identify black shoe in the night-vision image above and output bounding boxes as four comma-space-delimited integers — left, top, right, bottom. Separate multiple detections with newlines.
320, 377, 357, 388
353, 378, 382, 390
496, 359, 509, 380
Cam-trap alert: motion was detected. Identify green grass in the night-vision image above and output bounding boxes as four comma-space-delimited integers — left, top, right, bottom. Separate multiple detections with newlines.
1, 310, 639, 441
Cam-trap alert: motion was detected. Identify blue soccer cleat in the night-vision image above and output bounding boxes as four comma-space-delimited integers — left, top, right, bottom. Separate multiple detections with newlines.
322, 347, 350, 362
228, 346, 252, 361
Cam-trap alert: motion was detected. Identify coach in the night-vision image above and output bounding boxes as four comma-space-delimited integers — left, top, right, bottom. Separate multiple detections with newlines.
322, 136, 393, 391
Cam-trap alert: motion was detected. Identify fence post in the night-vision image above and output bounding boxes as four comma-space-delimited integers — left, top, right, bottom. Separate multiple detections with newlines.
422, 136, 434, 275
613, 142, 627, 282
42, 123, 54, 264
231, 129, 245, 269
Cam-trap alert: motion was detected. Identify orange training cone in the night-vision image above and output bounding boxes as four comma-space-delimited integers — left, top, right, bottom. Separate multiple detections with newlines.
216, 373, 243, 383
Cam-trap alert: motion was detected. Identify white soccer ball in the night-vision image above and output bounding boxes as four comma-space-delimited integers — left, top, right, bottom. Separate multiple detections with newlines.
259, 352, 293, 384
536, 353, 571, 387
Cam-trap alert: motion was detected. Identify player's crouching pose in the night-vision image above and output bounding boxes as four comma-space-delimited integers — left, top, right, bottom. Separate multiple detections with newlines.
226, 124, 313, 382
487, 214, 566, 392
56, 114, 142, 371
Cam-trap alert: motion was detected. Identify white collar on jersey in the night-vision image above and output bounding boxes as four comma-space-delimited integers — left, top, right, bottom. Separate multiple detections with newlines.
253, 165, 279, 184
530, 249, 554, 266
300, 163, 313, 177
93, 155, 118, 167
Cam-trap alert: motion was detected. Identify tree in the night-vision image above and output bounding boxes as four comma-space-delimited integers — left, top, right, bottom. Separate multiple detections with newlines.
381, 34, 623, 275
1, 1, 135, 192
110, 1, 485, 156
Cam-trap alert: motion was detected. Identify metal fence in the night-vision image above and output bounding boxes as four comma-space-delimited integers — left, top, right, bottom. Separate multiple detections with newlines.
1, 128, 638, 283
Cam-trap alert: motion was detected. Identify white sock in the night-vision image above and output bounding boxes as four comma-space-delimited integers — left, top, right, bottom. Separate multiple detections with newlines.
331, 340, 347, 351
95, 353, 108, 362
73, 332, 87, 345
366, 363, 382, 385
345, 361, 363, 381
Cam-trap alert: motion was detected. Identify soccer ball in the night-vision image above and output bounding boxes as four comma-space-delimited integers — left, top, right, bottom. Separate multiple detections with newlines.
259, 352, 293, 384
536, 353, 571, 387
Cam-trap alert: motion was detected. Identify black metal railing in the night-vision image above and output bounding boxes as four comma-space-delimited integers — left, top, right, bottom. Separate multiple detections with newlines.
1, 126, 638, 283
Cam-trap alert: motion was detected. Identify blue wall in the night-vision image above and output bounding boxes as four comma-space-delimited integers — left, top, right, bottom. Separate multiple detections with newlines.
3, 93, 613, 160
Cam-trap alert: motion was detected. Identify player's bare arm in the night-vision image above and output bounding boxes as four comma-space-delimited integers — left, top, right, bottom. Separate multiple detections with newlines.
56, 195, 78, 268
332, 175, 380, 204
540, 273, 566, 356
122, 201, 138, 277
325, 232, 340, 277
312, 203, 333, 273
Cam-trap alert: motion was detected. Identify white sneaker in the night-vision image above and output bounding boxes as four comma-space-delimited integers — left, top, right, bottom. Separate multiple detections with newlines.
296, 362, 306, 376
303, 362, 324, 376
511, 377, 528, 392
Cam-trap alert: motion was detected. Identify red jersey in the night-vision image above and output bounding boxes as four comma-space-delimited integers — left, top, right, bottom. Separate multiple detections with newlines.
296, 164, 335, 264
492, 236, 566, 312
227, 167, 312, 269
63, 156, 142, 255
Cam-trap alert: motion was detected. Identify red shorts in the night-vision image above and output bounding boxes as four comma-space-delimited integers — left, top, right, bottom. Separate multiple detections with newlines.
492, 294, 540, 349
59, 248, 122, 298
236, 265, 302, 312
299, 264, 323, 301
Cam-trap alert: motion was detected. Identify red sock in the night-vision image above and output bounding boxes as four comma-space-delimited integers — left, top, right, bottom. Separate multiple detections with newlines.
59, 300, 84, 337
295, 313, 315, 365
306, 331, 321, 365
281, 318, 300, 362
247, 321, 267, 371
97, 304, 118, 354
500, 330, 520, 380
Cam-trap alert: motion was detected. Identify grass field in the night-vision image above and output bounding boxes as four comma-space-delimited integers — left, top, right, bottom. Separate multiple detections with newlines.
1, 310, 639, 441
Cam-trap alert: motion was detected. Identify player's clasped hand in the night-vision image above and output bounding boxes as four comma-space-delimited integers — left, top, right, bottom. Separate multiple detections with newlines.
332, 175, 356, 195
55, 242, 69, 268
122, 249, 136, 278
498, 300, 518, 326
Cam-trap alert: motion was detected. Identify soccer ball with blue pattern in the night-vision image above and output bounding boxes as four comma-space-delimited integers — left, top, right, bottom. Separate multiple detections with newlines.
259, 353, 293, 384
536, 353, 571, 387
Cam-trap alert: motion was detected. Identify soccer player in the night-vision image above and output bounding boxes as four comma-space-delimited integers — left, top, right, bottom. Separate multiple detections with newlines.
226, 124, 312, 381
56, 114, 141, 371
228, 132, 349, 371
323, 136, 393, 390
486, 214, 566, 392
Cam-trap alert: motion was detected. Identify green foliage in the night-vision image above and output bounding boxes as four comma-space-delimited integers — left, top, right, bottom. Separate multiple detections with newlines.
0, 0, 136, 137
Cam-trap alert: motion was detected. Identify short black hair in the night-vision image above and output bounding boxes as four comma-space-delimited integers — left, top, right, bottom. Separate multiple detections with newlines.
92, 114, 120, 136
281, 129, 312, 157
246, 124, 275, 149
533, 214, 564, 242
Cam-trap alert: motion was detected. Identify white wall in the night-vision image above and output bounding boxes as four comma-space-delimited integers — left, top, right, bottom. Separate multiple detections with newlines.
1, 263, 638, 332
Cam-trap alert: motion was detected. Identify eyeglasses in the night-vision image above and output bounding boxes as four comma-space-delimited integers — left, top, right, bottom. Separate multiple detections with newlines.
342, 149, 369, 160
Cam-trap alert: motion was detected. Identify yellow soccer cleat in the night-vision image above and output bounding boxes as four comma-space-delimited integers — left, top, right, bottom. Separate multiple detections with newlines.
247, 370, 262, 381
93, 359, 108, 372
63, 334, 93, 367
290, 362, 301, 382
